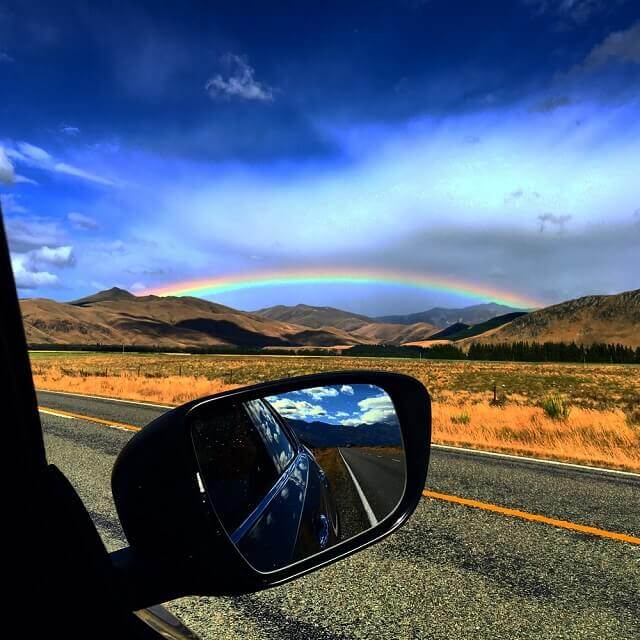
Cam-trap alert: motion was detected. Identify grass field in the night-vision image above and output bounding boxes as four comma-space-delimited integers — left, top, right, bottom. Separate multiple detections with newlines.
30, 352, 640, 472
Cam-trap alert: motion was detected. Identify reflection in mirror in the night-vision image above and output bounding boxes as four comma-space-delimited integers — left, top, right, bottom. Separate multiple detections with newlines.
191, 384, 405, 572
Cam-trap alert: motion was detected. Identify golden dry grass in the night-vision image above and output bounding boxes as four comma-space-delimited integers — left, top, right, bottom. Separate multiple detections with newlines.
434, 403, 639, 471
31, 353, 640, 471
34, 366, 237, 406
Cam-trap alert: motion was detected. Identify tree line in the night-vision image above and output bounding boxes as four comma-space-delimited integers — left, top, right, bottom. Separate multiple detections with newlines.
27, 341, 640, 363
347, 341, 640, 363
467, 341, 640, 363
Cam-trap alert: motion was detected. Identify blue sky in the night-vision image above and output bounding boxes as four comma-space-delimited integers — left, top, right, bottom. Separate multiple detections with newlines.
1, 1, 639, 314
268, 385, 397, 426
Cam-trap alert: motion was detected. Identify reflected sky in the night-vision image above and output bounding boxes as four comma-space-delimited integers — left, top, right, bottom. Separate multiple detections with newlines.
267, 384, 396, 426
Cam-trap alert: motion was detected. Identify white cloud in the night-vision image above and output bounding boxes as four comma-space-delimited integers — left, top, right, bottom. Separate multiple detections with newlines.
0, 52, 13, 63
53, 162, 115, 186
9, 241, 74, 290
343, 394, 397, 425
524, 0, 608, 23
302, 386, 339, 400
61, 125, 80, 136
0, 147, 15, 185
130, 282, 146, 292
339, 385, 354, 395
4, 141, 115, 187
30, 245, 75, 267
17, 142, 52, 163
161, 98, 640, 264
5, 217, 65, 251
205, 54, 274, 102
68, 211, 100, 230
269, 398, 327, 420
1, 194, 28, 214
582, 21, 640, 69
14, 175, 38, 185
10, 254, 58, 289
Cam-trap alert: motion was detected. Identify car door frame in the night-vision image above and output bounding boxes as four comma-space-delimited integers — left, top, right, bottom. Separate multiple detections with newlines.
1, 206, 167, 639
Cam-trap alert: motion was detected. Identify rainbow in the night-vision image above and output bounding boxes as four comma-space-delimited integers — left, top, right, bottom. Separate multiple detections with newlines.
139, 268, 542, 309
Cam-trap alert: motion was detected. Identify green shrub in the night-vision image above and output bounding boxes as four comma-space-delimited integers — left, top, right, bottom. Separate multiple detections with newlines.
451, 411, 471, 425
541, 395, 571, 420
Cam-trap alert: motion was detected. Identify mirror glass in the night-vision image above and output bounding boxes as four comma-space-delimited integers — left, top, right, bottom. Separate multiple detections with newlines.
190, 383, 406, 572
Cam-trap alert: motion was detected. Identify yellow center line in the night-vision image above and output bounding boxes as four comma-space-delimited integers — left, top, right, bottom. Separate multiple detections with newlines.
38, 406, 141, 432
423, 489, 640, 546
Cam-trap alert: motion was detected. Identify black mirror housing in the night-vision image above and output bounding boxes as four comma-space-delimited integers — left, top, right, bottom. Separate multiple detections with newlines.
111, 371, 431, 610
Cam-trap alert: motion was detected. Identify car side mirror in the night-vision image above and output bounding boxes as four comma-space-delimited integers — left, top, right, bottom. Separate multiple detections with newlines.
110, 371, 431, 609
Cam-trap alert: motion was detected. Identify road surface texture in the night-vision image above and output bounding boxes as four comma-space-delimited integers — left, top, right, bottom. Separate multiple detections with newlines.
339, 447, 405, 522
38, 389, 640, 640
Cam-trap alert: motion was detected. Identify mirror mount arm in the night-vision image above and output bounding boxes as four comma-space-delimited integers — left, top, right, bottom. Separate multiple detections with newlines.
110, 547, 173, 613
110, 546, 206, 612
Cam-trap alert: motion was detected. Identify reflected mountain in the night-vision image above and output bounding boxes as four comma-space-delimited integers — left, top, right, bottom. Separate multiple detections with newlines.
285, 418, 402, 448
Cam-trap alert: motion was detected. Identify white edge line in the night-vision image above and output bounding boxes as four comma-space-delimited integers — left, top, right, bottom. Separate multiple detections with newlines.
339, 450, 378, 527
36, 388, 172, 409
432, 444, 640, 478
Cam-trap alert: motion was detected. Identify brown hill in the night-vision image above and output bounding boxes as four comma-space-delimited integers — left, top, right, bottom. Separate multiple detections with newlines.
376, 302, 524, 327
351, 321, 439, 345
20, 288, 368, 349
255, 303, 439, 345
254, 303, 372, 331
470, 289, 640, 348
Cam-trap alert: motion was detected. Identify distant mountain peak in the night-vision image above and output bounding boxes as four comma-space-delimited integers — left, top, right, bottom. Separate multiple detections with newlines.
70, 287, 136, 306
375, 302, 524, 328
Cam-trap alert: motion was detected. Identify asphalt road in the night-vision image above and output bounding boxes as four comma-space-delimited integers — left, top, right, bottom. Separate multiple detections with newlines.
339, 447, 405, 522
38, 389, 640, 640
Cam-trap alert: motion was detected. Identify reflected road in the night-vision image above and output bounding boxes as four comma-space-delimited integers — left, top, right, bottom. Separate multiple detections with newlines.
338, 447, 405, 522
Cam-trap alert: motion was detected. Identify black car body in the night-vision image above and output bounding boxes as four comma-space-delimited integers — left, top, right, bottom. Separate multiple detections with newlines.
193, 398, 340, 571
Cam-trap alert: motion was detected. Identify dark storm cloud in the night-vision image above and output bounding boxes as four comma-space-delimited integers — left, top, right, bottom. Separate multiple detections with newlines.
364, 220, 640, 305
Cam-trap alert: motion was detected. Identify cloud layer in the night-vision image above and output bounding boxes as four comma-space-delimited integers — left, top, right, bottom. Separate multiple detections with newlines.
1, 3, 638, 310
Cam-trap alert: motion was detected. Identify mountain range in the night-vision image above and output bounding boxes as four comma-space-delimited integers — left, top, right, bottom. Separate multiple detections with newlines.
18, 287, 640, 349
20, 288, 364, 349
287, 418, 402, 448
374, 302, 522, 327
